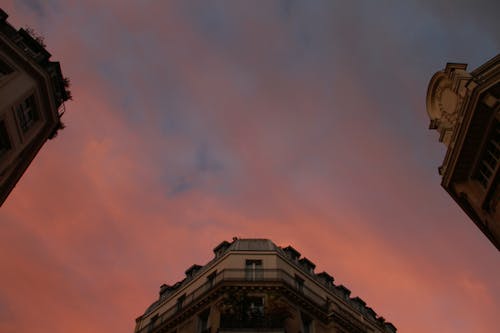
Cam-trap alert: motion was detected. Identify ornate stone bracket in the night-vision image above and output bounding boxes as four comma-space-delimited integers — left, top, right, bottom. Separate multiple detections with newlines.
426, 63, 472, 147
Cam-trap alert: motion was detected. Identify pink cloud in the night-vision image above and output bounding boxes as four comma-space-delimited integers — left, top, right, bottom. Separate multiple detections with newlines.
0, 2, 498, 333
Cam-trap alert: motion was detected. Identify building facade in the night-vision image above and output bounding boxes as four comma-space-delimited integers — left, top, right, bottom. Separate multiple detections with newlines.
134, 238, 397, 333
0, 9, 70, 206
426, 54, 500, 250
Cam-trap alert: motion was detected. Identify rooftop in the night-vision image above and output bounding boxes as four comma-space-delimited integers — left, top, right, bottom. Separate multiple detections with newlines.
141, 238, 396, 332
0, 9, 71, 127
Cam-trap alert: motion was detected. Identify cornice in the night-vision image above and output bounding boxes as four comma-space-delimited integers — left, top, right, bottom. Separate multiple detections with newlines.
441, 69, 500, 187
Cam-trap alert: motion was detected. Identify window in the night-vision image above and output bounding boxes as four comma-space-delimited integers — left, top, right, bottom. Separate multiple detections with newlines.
476, 119, 500, 189
147, 314, 158, 333
198, 308, 210, 333
15, 95, 38, 132
0, 121, 11, 157
295, 275, 304, 293
176, 294, 186, 312
207, 271, 216, 288
245, 259, 263, 280
301, 313, 313, 333
0, 58, 13, 79
247, 296, 264, 319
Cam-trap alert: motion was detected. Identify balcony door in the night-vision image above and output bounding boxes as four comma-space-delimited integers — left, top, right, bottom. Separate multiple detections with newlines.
245, 259, 263, 281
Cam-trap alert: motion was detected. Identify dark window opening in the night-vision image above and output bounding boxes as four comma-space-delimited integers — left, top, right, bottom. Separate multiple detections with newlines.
16, 95, 38, 132
301, 312, 313, 333
176, 294, 186, 312
247, 296, 264, 319
198, 308, 210, 333
0, 58, 13, 77
147, 314, 158, 333
207, 271, 216, 288
475, 118, 500, 189
295, 275, 304, 293
219, 292, 286, 330
0, 121, 11, 157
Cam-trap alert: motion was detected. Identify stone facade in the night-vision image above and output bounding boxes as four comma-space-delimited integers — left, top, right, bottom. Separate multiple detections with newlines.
426, 54, 500, 250
0, 9, 70, 206
134, 238, 397, 333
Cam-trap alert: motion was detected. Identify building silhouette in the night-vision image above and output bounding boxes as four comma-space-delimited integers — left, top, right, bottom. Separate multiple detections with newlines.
426, 54, 499, 250
134, 238, 397, 333
0, 9, 70, 206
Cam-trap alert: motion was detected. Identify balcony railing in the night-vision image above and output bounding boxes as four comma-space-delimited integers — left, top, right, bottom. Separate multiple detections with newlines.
217, 328, 286, 333
219, 315, 284, 330
136, 269, 328, 333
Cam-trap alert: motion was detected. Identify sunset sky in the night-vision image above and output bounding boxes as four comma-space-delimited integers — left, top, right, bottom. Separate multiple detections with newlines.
1, 1, 499, 332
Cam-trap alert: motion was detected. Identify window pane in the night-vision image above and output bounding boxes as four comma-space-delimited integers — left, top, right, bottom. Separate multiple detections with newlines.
0, 58, 13, 77
475, 119, 500, 189
0, 121, 11, 156
16, 95, 38, 132
245, 260, 263, 280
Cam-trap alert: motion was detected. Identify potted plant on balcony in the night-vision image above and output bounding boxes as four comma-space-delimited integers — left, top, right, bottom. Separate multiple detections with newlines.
218, 290, 293, 329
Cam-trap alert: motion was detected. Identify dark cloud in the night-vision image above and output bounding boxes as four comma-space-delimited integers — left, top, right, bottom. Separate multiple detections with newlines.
17, 0, 45, 16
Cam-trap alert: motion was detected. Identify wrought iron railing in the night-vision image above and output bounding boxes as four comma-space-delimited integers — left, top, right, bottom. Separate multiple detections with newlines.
219, 315, 284, 329
136, 269, 328, 333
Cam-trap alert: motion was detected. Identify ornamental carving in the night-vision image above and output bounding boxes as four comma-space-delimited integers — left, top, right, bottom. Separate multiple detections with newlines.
426, 68, 469, 146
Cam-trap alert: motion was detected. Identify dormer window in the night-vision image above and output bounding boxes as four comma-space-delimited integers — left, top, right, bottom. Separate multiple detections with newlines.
185, 264, 202, 279
351, 296, 367, 312
316, 272, 334, 286
282, 245, 301, 261
159, 284, 173, 300
213, 241, 231, 258
336, 285, 351, 300
299, 257, 316, 274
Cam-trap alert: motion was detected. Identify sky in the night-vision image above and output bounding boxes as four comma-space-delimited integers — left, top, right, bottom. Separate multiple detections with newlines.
0, 1, 499, 332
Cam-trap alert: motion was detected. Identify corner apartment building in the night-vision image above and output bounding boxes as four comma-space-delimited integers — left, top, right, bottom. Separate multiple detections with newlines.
426, 54, 499, 250
0, 9, 70, 206
134, 238, 397, 333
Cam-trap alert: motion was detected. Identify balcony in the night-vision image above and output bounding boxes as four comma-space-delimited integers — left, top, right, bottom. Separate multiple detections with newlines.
218, 318, 286, 332
201, 323, 285, 333
136, 269, 328, 333
218, 299, 287, 331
